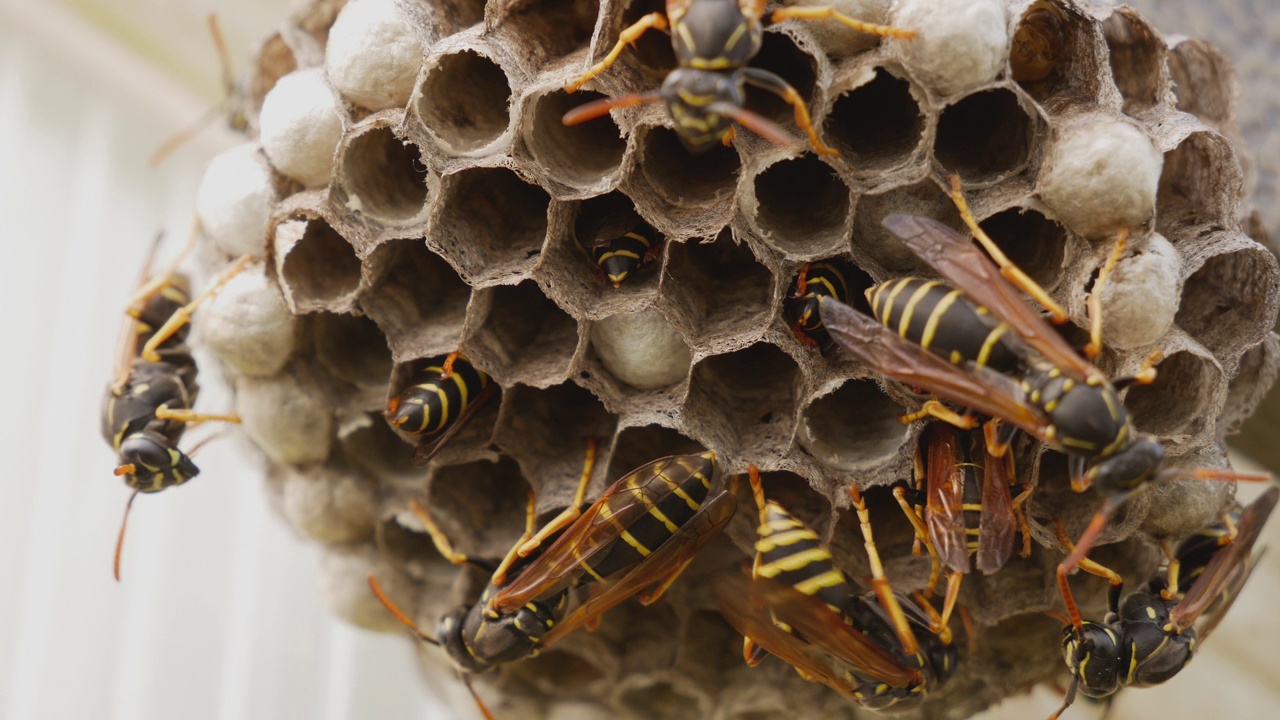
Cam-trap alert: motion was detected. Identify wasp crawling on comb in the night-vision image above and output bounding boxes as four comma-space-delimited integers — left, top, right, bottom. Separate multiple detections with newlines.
561, 0, 913, 155
384, 352, 497, 467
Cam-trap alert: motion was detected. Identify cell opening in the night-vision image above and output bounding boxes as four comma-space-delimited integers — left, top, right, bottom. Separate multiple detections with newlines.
466, 280, 579, 385
799, 379, 909, 471
743, 31, 818, 128
280, 218, 362, 310
340, 412, 419, 479
376, 512, 448, 567
432, 0, 486, 33
606, 424, 705, 481
853, 179, 963, 274
616, 680, 706, 720
823, 70, 923, 170
640, 126, 741, 206
1125, 351, 1219, 438
313, 313, 393, 388
1156, 132, 1239, 232
1222, 339, 1277, 442
1167, 39, 1237, 128
585, 309, 694, 393
935, 89, 1035, 183
663, 229, 772, 343
428, 457, 531, 559
528, 89, 626, 188
1176, 247, 1276, 355
496, 0, 599, 65
418, 50, 513, 152
339, 126, 429, 223
432, 167, 551, 283
977, 208, 1067, 289
688, 343, 800, 452
509, 648, 606, 691
752, 155, 852, 257
616, 0, 677, 77
360, 239, 470, 360
1102, 8, 1164, 115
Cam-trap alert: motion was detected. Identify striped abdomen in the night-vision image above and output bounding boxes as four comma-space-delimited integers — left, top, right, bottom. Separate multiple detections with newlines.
387, 359, 489, 436
753, 502, 850, 612
593, 226, 659, 287
867, 277, 1020, 374
787, 262, 849, 336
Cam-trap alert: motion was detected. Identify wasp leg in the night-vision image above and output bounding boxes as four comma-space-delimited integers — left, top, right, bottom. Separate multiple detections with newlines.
1046, 672, 1081, 720
741, 67, 838, 157
368, 573, 439, 644
1084, 228, 1130, 358
1011, 482, 1034, 558
849, 486, 923, 653
769, 7, 916, 39
1159, 539, 1182, 601
126, 223, 199, 311
515, 437, 598, 558
721, 125, 736, 147
153, 405, 241, 425
913, 583, 957, 644
948, 175, 1068, 323
438, 350, 462, 380
1112, 348, 1163, 390
410, 497, 477, 566
565, 13, 668, 93
141, 254, 255, 362
981, 418, 1020, 460
490, 491, 540, 586
893, 486, 941, 594
900, 399, 978, 430
1053, 517, 1124, 634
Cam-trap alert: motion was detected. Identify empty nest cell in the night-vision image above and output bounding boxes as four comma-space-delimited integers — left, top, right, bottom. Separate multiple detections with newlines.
1166, 39, 1238, 129
1124, 350, 1222, 439
639, 126, 741, 206
427, 456, 532, 560
852, 177, 963, 274
934, 89, 1037, 184
822, 69, 924, 173
1176, 245, 1278, 356
797, 379, 910, 473
686, 343, 800, 456
750, 154, 853, 257
1156, 131, 1240, 233
360, 239, 470, 361
662, 229, 772, 347
1102, 7, 1166, 116
430, 166, 551, 283
337, 125, 430, 223
464, 280, 580, 386
605, 424, 705, 482
418, 49, 513, 153
524, 88, 626, 190
975, 207, 1068, 289
340, 412, 419, 481
278, 217, 363, 311
742, 30, 818, 129
312, 312, 394, 389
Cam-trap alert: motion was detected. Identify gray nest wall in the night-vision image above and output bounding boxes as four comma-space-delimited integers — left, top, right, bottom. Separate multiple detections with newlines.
186, 0, 1280, 718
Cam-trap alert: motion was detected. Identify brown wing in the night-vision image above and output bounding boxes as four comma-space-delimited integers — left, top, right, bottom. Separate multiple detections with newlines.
490, 454, 717, 613
882, 214, 1097, 382
923, 424, 969, 574
975, 443, 1017, 575
412, 383, 498, 467
1170, 486, 1278, 634
820, 296, 1054, 443
112, 233, 166, 388
542, 489, 736, 646
589, 207, 645, 247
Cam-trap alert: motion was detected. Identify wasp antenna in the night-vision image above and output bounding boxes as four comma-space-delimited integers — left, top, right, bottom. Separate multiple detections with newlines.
460, 673, 497, 720
367, 573, 440, 645
113, 490, 141, 582
562, 92, 663, 125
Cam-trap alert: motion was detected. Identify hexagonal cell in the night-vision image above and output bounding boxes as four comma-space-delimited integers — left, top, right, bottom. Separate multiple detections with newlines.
797, 379, 910, 473
384, 355, 502, 463
934, 89, 1037, 184
313, 312, 394, 389
491, 0, 600, 66
853, 178, 963, 274
340, 412, 419, 481
1156, 131, 1241, 233
492, 383, 619, 510
1125, 350, 1223, 439
1010, 1, 1103, 109
583, 309, 694, 400
1221, 335, 1279, 442
1102, 7, 1165, 116
612, 0, 677, 78
525, 88, 626, 191
360, 239, 470, 362
743, 31, 818, 129
464, 280, 580, 387
427, 456, 531, 560
748, 154, 853, 258
605, 424, 705, 482
662, 229, 773, 349
783, 257, 875, 350
686, 343, 801, 457
417, 50, 513, 153
275, 216, 362, 313
574, 191, 664, 293
975, 207, 1068, 289
1176, 245, 1278, 356
429, 166, 551, 284
639, 126, 742, 207
336, 124, 430, 224
822, 68, 924, 173
430, 0, 485, 33
1166, 38, 1238, 129
506, 644, 612, 700
374, 511, 450, 573
613, 678, 708, 720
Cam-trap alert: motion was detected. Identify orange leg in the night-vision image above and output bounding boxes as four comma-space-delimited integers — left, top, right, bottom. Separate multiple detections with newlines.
141, 254, 254, 362
849, 486, 923, 652
565, 13, 668, 93
770, 7, 916, 40
1084, 229, 1129, 358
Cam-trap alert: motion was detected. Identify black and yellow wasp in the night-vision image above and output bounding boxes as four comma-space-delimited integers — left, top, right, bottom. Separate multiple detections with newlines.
784, 261, 849, 349
103, 234, 251, 579
716, 468, 959, 710
1047, 487, 1277, 719
561, 0, 912, 154
384, 352, 496, 467
583, 204, 663, 287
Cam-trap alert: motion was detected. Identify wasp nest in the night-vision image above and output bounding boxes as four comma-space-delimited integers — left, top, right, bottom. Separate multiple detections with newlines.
188, 0, 1279, 718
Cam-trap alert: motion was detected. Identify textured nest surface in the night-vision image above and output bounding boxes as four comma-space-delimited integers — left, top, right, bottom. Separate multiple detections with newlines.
187, 0, 1280, 718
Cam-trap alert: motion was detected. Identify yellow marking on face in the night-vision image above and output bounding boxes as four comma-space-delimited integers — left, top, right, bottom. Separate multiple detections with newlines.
920, 290, 961, 350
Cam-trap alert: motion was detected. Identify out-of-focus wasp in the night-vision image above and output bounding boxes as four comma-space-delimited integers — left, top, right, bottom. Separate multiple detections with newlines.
384, 352, 496, 467
583, 204, 663, 287
716, 468, 959, 709
561, 0, 913, 155
784, 261, 849, 349
892, 423, 1032, 631
104, 233, 253, 579
1047, 487, 1278, 720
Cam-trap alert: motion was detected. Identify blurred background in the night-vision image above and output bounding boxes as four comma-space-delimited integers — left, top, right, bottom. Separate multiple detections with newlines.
0, 1, 1276, 719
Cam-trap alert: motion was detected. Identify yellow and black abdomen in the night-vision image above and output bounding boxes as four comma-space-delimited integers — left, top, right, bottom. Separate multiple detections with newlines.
387, 358, 489, 436
754, 503, 850, 612
592, 225, 659, 287
867, 277, 1020, 374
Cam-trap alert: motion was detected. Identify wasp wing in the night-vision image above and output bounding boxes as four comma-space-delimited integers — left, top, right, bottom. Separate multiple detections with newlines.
882, 214, 1096, 382
923, 424, 970, 574
975, 441, 1017, 575
411, 382, 497, 467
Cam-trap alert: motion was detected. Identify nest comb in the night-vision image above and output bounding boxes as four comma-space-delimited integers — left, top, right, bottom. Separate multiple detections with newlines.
184, 0, 1280, 718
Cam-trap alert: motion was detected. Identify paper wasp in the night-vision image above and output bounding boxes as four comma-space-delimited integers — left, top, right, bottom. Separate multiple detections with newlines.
716, 468, 958, 710
561, 0, 913, 155
1048, 486, 1277, 719
384, 352, 496, 467
892, 423, 1033, 632
583, 203, 663, 287
784, 261, 849, 349
104, 233, 253, 580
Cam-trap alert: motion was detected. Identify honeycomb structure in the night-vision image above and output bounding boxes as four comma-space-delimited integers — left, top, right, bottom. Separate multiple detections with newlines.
187, 0, 1280, 718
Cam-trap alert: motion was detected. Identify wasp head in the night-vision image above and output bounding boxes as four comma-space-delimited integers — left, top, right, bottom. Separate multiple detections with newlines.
116, 430, 199, 492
